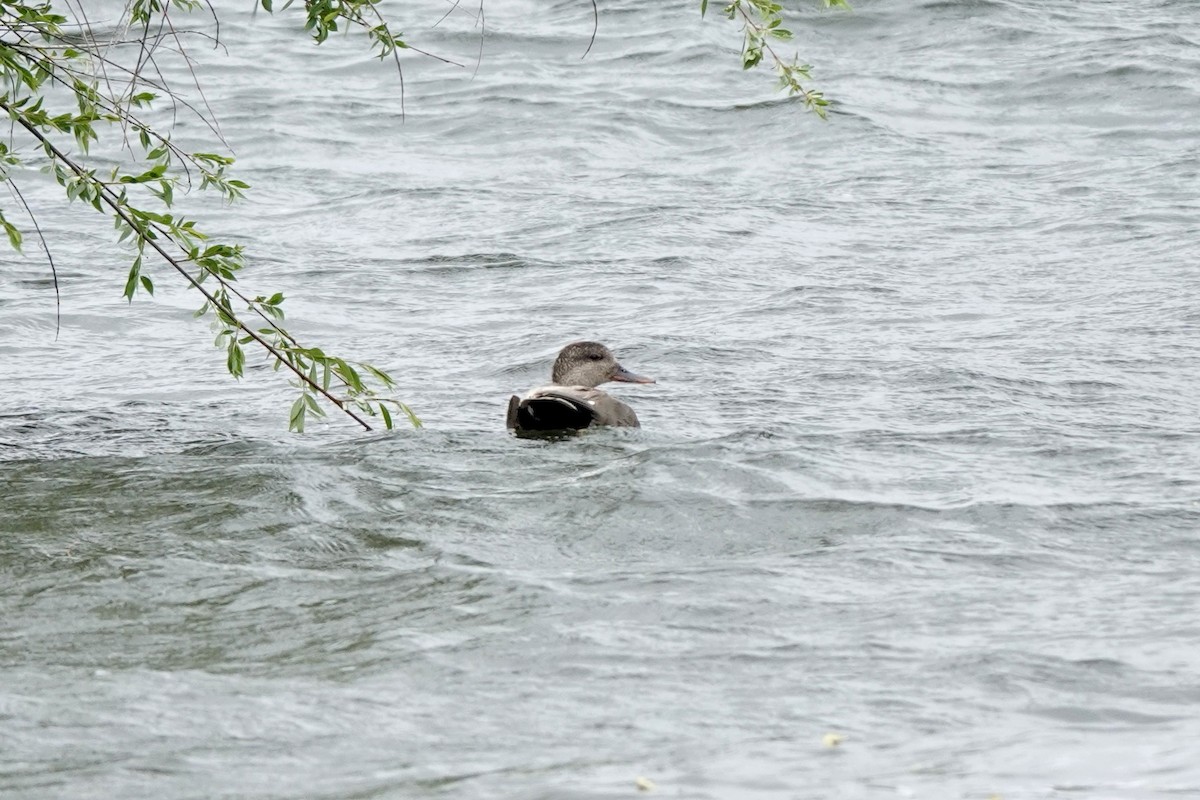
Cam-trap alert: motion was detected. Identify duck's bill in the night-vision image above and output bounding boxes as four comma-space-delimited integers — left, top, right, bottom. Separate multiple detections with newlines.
612, 365, 655, 384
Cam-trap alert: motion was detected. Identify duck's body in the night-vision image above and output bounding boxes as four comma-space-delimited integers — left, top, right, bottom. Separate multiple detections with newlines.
507, 342, 654, 434
507, 384, 642, 430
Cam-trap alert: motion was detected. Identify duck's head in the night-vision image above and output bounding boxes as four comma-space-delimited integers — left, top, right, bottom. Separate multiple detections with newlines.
551, 341, 655, 388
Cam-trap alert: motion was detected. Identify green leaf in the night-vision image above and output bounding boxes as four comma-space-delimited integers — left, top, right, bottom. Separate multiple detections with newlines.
118, 163, 167, 184
140, 275, 154, 295
2, 220, 23, 251
193, 153, 234, 165
303, 392, 324, 417
365, 364, 395, 388
379, 403, 393, 429
334, 359, 363, 392
289, 395, 306, 433
399, 403, 423, 429
227, 341, 245, 378
122, 256, 142, 301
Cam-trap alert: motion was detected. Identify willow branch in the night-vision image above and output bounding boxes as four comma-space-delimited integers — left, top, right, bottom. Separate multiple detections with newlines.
0, 100, 374, 431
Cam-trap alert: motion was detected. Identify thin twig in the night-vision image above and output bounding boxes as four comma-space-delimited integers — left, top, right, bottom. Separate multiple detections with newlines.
5, 29, 227, 179
403, 43, 465, 68
5, 178, 60, 340
472, 0, 485, 80
161, 3, 227, 148
432, 0, 463, 29
582, 0, 598, 59
26, 21, 232, 148
345, 3, 407, 119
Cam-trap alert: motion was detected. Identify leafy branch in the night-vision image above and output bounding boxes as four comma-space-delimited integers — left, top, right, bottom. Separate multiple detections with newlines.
0, 0, 423, 432
705, 0, 849, 116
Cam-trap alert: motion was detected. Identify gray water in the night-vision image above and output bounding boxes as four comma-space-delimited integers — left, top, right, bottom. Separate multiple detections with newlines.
3, 0, 1200, 797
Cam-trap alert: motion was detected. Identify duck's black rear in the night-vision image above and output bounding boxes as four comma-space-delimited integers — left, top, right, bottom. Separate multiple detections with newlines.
507, 394, 596, 432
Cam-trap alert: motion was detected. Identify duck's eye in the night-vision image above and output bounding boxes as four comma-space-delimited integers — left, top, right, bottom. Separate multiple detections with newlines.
588, 353, 603, 361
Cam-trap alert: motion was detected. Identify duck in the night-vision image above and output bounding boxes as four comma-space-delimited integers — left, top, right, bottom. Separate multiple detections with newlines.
507, 341, 655, 433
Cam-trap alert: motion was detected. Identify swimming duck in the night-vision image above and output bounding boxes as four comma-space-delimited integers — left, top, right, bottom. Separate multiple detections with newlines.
507, 341, 655, 432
